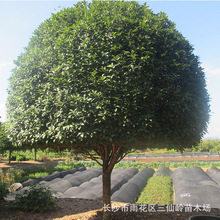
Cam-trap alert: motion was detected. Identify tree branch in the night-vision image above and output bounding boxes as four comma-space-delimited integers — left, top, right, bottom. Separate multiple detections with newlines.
107, 144, 122, 173
64, 145, 103, 166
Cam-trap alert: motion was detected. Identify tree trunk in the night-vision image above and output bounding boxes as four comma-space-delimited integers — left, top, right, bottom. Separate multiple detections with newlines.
75, 151, 79, 160
102, 167, 112, 220
34, 147, 37, 161
8, 150, 11, 164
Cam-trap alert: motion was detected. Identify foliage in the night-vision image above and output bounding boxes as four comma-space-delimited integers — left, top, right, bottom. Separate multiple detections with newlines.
193, 139, 220, 152
11, 156, 16, 161
2, 165, 77, 184
1, 167, 50, 185
56, 160, 220, 170
128, 148, 178, 155
13, 167, 51, 183
16, 155, 27, 162
136, 176, 174, 204
0, 121, 4, 153
1, 148, 83, 162
14, 184, 58, 212
0, 168, 15, 186
7, 0, 209, 154
0, 122, 16, 154
0, 182, 9, 205
40, 154, 51, 161
117, 160, 220, 169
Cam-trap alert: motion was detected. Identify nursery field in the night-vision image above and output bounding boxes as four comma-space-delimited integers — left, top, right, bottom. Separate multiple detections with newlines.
6, 166, 220, 207
1, 155, 220, 220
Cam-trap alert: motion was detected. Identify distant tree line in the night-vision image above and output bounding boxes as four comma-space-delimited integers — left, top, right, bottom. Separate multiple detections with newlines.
193, 139, 220, 153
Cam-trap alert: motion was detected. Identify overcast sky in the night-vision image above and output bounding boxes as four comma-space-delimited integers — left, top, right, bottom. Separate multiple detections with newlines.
0, 1, 220, 139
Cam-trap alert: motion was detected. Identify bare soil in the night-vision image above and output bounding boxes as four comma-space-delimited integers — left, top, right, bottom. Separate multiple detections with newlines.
0, 156, 220, 219
125, 156, 220, 163
1, 200, 220, 220
0, 158, 62, 170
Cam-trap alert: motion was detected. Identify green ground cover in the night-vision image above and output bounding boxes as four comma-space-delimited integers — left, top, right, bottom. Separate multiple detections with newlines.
136, 176, 174, 204
56, 160, 220, 170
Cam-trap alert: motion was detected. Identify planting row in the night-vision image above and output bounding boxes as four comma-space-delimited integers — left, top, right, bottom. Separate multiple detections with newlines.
125, 152, 220, 159
8, 166, 220, 209
19, 167, 155, 203
155, 166, 220, 208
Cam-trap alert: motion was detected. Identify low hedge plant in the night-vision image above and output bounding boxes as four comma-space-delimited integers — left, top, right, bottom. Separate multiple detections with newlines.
14, 184, 58, 212
0, 182, 9, 205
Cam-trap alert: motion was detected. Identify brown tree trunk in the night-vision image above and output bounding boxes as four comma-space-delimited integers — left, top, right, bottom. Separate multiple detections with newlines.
102, 166, 112, 220
34, 147, 37, 161
94, 144, 123, 220
8, 150, 11, 164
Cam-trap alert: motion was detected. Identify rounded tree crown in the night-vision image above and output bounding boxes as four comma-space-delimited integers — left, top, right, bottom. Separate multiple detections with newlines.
7, 1, 210, 151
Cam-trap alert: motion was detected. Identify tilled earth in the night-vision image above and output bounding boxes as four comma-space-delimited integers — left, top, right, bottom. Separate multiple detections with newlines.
1, 200, 220, 220
124, 156, 220, 163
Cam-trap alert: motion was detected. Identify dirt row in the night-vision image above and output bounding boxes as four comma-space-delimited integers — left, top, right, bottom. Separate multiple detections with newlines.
1, 155, 220, 170
125, 156, 220, 163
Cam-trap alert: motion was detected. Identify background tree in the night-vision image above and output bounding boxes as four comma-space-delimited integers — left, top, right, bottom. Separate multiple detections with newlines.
6, 1, 210, 219
0, 117, 4, 156
193, 139, 220, 153
0, 117, 3, 153
0, 121, 16, 164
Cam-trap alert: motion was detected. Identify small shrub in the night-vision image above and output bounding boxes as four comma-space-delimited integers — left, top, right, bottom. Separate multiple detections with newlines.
27, 172, 49, 179
25, 155, 32, 161
0, 169, 15, 185
40, 154, 50, 162
0, 182, 9, 205
11, 156, 16, 161
0, 169, 4, 183
4, 172, 15, 185
16, 155, 26, 162
14, 184, 58, 212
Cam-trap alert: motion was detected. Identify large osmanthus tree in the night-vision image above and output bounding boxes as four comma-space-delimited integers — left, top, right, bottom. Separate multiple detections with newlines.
6, 1, 210, 219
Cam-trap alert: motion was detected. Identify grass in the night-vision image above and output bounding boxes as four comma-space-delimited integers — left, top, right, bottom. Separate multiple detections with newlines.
1, 148, 83, 162
0, 160, 96, 185
127, 148, 178, 155
115, 160, 220, 169
136, 176, 174, 204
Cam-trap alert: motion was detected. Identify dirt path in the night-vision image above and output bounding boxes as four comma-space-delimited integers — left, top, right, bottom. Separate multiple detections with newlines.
1, 199, 220, 220
0, 158, 63, 170
124, 156, 220, 163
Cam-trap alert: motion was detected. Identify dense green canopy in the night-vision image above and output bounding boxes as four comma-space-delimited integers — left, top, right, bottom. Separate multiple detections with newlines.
7, 0, 209, 153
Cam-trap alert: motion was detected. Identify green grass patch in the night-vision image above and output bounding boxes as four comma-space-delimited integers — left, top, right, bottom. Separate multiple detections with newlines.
127, 148, 178, 155
136, 176, 174, 204
115, 160, 220, 169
